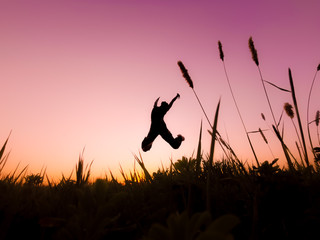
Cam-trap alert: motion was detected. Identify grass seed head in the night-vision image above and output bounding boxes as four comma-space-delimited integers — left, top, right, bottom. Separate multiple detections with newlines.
248, 37, 259, 66
177, 61, 194, 89
284, 102, 294, 119
261, 113, 266, 121
317, 63, 320, 71
316, 110, 320, 126
259, 128, 268, 144
218, 41, 224, 61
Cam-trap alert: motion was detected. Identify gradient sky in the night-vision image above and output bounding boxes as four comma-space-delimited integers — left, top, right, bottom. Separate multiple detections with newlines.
1, 0, 320, 181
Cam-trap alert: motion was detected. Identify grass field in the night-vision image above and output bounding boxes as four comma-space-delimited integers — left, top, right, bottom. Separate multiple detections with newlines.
1, 38, 320, 239
1, 149, 320, 240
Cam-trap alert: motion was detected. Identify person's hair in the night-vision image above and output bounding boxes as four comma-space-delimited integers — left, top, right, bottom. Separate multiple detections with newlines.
161, 102, 168, 107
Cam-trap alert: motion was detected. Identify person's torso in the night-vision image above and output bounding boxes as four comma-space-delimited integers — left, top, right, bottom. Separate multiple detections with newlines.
151, 106, 167, 123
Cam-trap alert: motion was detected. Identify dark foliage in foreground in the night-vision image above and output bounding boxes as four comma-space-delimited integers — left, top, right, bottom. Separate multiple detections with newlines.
1, 157, 320, 240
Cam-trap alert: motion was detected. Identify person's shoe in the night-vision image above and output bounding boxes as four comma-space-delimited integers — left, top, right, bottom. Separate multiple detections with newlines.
142, 137, 152, 152
177, 134, 185, 141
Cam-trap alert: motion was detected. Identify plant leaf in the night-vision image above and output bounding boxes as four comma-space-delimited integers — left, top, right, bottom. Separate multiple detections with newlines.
264, 80, 290, 92
289, 68, 309, 166
196, 121, 202, 173
208, 99, 221, 166
0, 131, 11, 160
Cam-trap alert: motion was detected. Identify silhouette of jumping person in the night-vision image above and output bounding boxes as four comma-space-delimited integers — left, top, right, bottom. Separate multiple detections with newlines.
142, 93, 185, 152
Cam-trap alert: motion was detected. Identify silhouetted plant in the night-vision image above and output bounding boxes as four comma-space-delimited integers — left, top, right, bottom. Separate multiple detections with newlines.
0, 131, 11, 177
314, 147, 320, 162
284, 102, 304, 163
249, 37, 302, 170
248, 37, 290, 124
75, 150, 93, 186
253, 159, 280, 177
178, 61, 234, 164
219, 40, 259, 166
134, 152, 152, 183
177, 61, 210, 128
144, 211, 239, 240
195, 121, 203, 174
289, 68, 310, 167
24, 173, 44, 186
307, 63, 320, 158
249, 37, 259, 66
316, 111, 320, 145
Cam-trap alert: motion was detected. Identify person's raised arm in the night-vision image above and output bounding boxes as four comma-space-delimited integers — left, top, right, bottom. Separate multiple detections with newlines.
154, 97, 160, 107
168, 93, 180, 109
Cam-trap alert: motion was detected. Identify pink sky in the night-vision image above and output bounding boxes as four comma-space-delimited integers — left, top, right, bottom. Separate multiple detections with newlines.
1, 0, 320, 181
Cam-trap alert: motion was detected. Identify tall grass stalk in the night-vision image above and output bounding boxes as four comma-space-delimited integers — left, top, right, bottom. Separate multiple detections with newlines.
249, 37, 277, 127
284, 102, 303, 155
289, 68, 310, 167
177, 60, 233, 162
258, 128, 275, 159
208, 99, 221, 166
272, 125, 295, 171
177, 61, 212, 128
218, 41, 259, 166
207, 99, 220, 211
316, 111, 320, 145
295, 141, 305, 167
249, 37, 296, 169
307, 64, 320, 158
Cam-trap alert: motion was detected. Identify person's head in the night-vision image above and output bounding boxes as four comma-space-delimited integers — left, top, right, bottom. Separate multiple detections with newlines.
161, 101, 168, 108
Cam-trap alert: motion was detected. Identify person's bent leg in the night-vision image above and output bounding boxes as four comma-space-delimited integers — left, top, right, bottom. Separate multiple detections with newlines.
142, 127, 158, 152
160, 127, 184, 149
172, 135, 185, 149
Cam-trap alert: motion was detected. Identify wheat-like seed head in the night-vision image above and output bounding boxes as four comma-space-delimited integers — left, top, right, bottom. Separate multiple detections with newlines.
259, 128, 268, 144
315, 110, 320, 126
261, 113, 266, 121
317, 64, 320, 71
248, 37, 259, 66
218, 41, 224, 61
284, 102, 294, 119
177, 61, 194, 89
219, 137, 230, 150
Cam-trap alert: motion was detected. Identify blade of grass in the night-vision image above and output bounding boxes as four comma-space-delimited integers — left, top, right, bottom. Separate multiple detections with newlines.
119, 164, 128, 183
208, 99, 221, 166
263, 80, 290, 92
207, 99, 221, 211
108, 169, 117, 183
15, 165, 28, 184
295, 141, 305, 167
196, 121, 202, 174
134, 152, 152, 183
289, 68, 309, 167
0, 131, 11, 161
76, 153, 84, 185
272, 125, 294, 171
